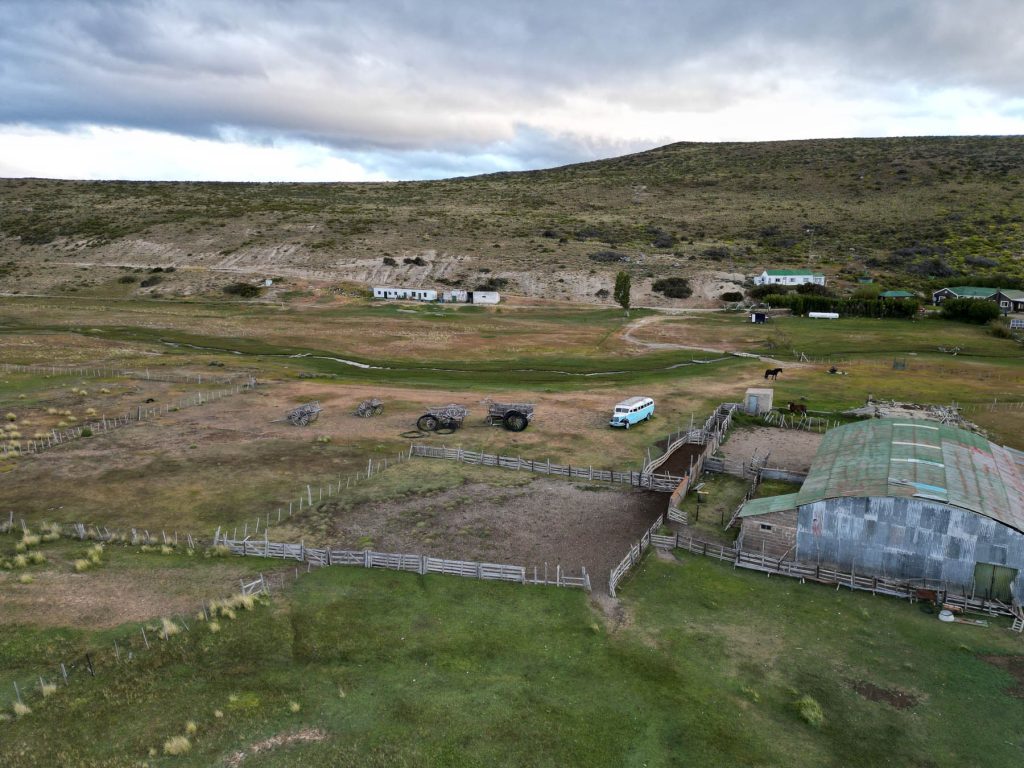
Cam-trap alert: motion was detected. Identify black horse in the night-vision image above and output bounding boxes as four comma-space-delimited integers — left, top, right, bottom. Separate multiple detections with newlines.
764, 368, 782, 380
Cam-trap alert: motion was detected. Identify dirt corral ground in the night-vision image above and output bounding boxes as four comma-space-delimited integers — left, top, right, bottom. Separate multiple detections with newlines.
322, 476, 665, 591
718, 426, 822, 473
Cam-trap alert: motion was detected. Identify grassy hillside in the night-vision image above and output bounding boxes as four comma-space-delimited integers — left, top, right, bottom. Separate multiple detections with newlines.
1, 137, 1022, 301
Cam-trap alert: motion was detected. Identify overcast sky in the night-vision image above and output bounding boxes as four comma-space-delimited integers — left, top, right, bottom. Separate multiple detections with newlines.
1, 0, 1022, 181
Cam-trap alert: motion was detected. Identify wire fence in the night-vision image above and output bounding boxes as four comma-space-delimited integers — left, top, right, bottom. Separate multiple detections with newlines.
2, 378, 257, 458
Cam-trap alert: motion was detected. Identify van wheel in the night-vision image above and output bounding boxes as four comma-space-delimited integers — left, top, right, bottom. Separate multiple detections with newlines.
624, 422, 630, 430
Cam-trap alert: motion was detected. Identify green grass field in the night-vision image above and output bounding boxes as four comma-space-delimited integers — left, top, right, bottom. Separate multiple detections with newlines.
2, 556, 1021, 767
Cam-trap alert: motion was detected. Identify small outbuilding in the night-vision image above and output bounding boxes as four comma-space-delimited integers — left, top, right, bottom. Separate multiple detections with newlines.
743, 388, 774, 415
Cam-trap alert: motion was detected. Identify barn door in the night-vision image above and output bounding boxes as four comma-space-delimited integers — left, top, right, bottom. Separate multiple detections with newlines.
973, 562, 1017, 602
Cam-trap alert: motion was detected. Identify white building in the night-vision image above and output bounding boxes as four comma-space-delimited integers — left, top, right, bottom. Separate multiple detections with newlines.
468, 291, 500, 305
372, 287, 438, 301
753, 269, 826, 287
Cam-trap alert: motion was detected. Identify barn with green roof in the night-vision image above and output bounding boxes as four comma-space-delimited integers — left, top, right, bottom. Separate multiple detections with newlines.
737, 418, 1024, 603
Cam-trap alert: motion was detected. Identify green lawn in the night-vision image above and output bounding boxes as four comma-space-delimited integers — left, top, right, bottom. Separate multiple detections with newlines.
2, 556, 1021, 767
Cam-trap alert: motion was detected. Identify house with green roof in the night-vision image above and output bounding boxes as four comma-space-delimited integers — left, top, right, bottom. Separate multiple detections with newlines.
753, 269, 826, 287
737, 418, 1024, 602
931, 286, 1024, 312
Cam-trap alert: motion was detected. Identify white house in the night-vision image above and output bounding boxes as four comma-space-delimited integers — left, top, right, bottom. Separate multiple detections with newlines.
753, 269, 826, 287
372, 287, 438, 301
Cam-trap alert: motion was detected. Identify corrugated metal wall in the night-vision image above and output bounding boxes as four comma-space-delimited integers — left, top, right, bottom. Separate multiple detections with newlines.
796, 497, 1024, 599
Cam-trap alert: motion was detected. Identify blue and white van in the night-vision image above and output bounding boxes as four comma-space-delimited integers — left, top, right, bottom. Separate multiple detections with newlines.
609, 396, 655, 429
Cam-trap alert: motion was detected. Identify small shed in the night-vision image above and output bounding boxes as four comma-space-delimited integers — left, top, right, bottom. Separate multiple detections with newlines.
744, 388, 774, 415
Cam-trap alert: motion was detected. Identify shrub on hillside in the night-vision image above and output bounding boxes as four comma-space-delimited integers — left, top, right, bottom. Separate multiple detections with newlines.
222, 282, 262, 298
750, 284, 790, 300
139, 275, 162, 288
117, 275, 137, 284
652, 277, 693, 299
720, 291, 744, 302
476, 277, 508, 291
588, 250, 628, 263
382, 256, 397, 266
940, 297, 1001, 324
795, 283, 834, 297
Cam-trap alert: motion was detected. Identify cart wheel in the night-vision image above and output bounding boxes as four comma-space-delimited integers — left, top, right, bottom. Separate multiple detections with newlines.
503, 411, 529, 432
417, 414, 439, 432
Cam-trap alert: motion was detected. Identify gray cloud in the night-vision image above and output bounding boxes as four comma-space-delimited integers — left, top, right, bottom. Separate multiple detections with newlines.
1, 0, 1022, 179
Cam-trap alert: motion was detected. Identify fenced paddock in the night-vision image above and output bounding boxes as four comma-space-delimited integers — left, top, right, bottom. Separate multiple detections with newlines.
0, 362, 245, 386
216, 534, 591, 591
1, 377, 258, 458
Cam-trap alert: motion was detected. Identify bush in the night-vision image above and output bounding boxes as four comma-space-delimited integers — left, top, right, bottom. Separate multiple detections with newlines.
80, 427, 93, 437
476, 277, 508, 291
940, 298, 1001, 324
720, 291, 744, 302
117, 275, 137, 284
403, 256, 427, 266
749, 284, 789, 300
795, 695, 824, 727
223, 282, 262, 298
989, 318, 1014, 338
139, 275, 162, 287
795, 283, 834, 297
382, 256, 397, 266
652, 277, 693, 299
594, 288, 610, 299
588, 250, 628, 263
163, 736, 191, 755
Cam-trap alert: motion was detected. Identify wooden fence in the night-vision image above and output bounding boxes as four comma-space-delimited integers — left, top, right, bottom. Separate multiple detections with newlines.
608, 513, 665, 597
650, 531, 1023, 624
0, 362, 245, 386
410, 444, 682, 493
216, 533, 591, 591
2, 378, 257, 458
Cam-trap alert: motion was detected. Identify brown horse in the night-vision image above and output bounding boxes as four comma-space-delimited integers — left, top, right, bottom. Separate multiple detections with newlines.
788, 402, 807, 415
764, 368, 782, 380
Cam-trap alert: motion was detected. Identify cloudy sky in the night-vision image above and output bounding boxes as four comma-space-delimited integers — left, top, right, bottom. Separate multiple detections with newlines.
1, 0, 1022, 181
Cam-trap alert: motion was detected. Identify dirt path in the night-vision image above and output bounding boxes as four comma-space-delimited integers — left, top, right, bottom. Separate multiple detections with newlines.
619, 314, 796, 368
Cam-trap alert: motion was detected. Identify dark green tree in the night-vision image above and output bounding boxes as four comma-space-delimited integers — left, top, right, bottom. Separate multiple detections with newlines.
614, 271, 631, 317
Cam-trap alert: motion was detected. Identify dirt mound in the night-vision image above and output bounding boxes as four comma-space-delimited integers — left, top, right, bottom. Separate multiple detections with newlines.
851, 680, 920, 709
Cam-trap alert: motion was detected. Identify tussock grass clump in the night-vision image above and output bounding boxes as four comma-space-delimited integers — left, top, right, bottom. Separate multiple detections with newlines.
162, 736, 191, 755
795, 695, 824, 727
161, 618, 181, 638
12, 554, 29, 569
160, 545, 174, 555
73, 558, 91, 573
18, 573, 33, 584
46, 407, 58, 415
208, 620, 221, 633
5, 413, 16, 422
28, 551, 46, 564
12, 701, 31, 718
288, 701, 301, 713
213, 709, 224, 718
100, 387, 111, 394
40, 682, 57, 698
207, 545, 232, 558
21, 533, 41, 548
86, 544, 104, 564
184, 720, 197, 735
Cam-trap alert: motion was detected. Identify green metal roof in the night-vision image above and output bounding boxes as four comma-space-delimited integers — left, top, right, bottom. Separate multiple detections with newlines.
879, 290, 915, 298
792, 418, 1024, 533
998, 289, 1024, 300
738, 493, 799, 518
935, 286, 997, 298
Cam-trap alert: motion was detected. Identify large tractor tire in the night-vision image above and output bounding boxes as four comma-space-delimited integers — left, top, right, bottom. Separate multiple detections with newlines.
417, 414, 439, 432
503, 410, 529, 432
